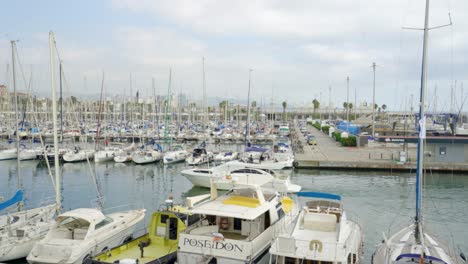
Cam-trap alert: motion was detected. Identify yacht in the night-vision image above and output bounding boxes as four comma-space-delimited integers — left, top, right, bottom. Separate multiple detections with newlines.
231, 146, 294, 170
94, 148, 117, 163
113, 151, 132, 163
63, 147, 95, 162
18, 148, 40, 161
27, 208, 145, 264
270, 192, 363, 264
132, 149, 162, 164
88, 202, 196, 264
186, 148, 213, 166
0, 203, 57, 262
181, 165, 301, 193
214, 151, 239, 162
163, 145, 189, 164
177, 184, 294, 263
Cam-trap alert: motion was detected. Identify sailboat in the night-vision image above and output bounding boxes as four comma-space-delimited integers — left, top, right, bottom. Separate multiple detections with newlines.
26, 32, 145, 264
0, 40, 57, 262
372, 1, 465, 263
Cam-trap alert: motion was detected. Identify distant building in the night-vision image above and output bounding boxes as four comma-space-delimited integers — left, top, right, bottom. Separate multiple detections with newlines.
0, 84, 7, 97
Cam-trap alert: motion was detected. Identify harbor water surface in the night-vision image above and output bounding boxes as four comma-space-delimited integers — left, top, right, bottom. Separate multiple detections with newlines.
1, 160, 467, 264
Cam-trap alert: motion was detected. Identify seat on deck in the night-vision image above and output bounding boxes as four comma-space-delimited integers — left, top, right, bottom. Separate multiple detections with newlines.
303, 212, 337, 232
73, 228, 88, 240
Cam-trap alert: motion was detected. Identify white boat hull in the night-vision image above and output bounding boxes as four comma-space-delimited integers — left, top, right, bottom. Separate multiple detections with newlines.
132, 151, 162, 164
163, 150, 188, 164
186, 154, 213, 166
0, 204, 56, 262
113, 155, 132, 163
27, 209, 145, 264
19, 149, 39, 161
94, 151, 116, 163
63, 150, 95, 163
0, 149, 17, 160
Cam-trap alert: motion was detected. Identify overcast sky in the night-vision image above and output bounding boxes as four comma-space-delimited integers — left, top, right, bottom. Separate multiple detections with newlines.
0, 0, 467, 111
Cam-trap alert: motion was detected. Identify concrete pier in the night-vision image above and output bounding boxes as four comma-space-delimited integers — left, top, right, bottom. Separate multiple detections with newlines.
294, 124, 468, 172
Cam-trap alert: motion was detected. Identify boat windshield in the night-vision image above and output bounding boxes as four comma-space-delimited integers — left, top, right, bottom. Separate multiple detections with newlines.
58, 217, 90, 229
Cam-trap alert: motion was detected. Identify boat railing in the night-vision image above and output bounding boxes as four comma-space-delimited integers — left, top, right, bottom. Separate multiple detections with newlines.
271, 236, 349, 261
101, 203, 145, 214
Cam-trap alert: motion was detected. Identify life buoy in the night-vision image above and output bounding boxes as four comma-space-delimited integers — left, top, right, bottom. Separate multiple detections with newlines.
225, 175, 232, 180
309, 240, 323, 252
219, 217, 229, 230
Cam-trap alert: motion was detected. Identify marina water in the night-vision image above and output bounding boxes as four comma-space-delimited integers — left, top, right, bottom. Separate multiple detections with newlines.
1, 160, 467, 264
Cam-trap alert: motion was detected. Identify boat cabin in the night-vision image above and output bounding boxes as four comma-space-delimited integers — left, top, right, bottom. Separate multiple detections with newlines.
178, 186, 286, 263
49, 208, 109, 241
91, 206, 194, 264
192, 148, 207, 157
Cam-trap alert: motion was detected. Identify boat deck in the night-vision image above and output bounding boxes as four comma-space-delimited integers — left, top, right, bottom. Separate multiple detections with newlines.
93, 235, 176, 264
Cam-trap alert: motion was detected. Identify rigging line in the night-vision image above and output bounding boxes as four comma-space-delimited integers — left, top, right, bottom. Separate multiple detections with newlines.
394, 0, 412, 110
426, 168, 457, 250
58, 63, 82, 143
449, 0, 454, 112
387, 176, 414, 235
12, 43, 56, 190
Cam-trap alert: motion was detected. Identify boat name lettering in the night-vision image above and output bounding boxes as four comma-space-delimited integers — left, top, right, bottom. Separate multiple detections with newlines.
384, 138, 405, 142
183, 238, 244, 252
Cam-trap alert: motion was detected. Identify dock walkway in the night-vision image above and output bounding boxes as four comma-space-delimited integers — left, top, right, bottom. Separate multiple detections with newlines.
294, 124, 468, 172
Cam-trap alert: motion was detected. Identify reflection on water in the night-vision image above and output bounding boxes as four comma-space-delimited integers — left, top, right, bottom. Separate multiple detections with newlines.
0, 160, 467, 264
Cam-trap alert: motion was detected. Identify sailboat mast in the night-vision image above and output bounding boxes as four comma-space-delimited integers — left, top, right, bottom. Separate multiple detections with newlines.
49, 32, 61, 212
415, 0, 430, 231
11, 41, 22, 211
202, 57, 207, 127
152, 77, 156, 126
59, 62, 63, 143
164, 69, 172, 145
245, 69, 252, 145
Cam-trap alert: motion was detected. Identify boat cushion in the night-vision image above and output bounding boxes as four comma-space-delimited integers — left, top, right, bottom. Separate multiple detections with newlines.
73, 228, 88, 240
303, 213, 336, 232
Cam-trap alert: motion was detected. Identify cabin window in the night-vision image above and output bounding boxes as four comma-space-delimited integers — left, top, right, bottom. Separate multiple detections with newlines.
160, 214, 169, 224
347, 254, 357, 264
95, 217, 113, 229
277, 207, 285, 219
264, 211, 271, 229
440, 146, 447, 155
207, 215, 216, 225
187, 214, 201, 226
233, 218, 242, 230
168, 217, 178, 240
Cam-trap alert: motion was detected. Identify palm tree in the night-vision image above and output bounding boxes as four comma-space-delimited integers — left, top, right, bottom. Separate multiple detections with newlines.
312, 99, 320, 117
282, 101, 287, 121
251, 101, 257, 121
219, 100, 228, 120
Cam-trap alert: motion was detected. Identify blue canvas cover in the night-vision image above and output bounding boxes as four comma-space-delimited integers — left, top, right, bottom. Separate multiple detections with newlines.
297, 191, 341, 201
0, 190, 23, 210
